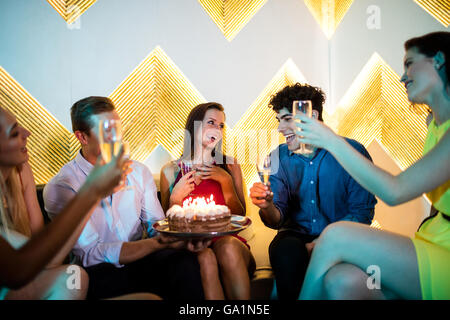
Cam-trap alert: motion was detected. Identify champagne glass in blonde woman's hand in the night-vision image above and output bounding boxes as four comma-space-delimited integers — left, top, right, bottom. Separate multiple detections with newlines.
292, 100, 314, 155
83, 146, 126, 199
117, 140, 133, 191
98, 119, 123, 163
97, 119, 127, 196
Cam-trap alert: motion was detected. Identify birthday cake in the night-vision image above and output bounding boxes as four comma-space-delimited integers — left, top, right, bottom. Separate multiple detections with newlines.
166, 196, 231, 233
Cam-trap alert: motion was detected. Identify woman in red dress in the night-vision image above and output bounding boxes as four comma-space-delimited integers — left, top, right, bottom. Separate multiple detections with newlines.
160, 102, 255, 300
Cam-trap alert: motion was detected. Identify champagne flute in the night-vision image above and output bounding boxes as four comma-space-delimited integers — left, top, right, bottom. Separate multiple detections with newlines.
257, 155, 271, 186
122, 140, 130, 160
120, 140, 133, 191
179, 159, 197, 198
292, 100, 314, 155
98, 119, 130, 193
98, 119, 123, 163
180, 159, 193, 176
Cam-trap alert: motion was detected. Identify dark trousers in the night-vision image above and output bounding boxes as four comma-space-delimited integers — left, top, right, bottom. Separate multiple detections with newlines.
85, 248, 204, 300
269, 230, 318, 300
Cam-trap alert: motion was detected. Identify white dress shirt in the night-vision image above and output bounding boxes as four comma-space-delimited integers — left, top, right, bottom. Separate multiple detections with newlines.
43, 151, 165, 268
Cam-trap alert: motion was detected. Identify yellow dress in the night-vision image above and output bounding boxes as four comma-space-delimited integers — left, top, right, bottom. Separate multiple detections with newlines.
412, 118, 450, 300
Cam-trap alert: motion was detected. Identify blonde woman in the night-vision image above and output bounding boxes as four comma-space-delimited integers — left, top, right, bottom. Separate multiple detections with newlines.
0, 106, 126, 299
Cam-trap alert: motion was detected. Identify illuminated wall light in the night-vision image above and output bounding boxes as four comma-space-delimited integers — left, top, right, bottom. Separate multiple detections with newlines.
46, 0, 97, 25
381, 66, 428, 169
330, 53, 428, 170
226, 59, 308, 189
0, 66, 76, 184
370, 219, 382, 229
304, 0, 355, 39
414, 0, 449, 27
0, 46, 207, 184
198, 0, 268, 41
0, 51, 429, 190
110, 46, 207, 163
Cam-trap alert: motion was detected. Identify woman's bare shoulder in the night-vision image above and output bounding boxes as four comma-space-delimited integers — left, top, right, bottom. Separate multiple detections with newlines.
161, 160, 180, 181
224, 156, 241, 171
17, 162, 35, 189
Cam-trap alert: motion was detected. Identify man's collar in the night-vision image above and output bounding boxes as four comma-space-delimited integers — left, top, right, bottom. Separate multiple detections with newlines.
74, 150, 94, 176
288, 147, 322, 158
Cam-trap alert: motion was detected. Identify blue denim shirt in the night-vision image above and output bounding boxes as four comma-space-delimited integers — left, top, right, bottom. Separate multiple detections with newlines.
265, 138, 377, 236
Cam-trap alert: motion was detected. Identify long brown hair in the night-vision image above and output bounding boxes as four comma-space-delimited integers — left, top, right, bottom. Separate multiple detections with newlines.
182, 102, 227, 166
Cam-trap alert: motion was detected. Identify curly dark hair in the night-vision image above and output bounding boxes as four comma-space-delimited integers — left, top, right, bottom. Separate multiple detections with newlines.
268, 83, 326, 121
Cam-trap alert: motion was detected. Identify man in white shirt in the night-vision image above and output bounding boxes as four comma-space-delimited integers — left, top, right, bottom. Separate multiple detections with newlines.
44, 96, 206, 300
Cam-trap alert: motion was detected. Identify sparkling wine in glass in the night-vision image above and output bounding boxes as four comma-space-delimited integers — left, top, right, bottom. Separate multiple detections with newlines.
292, 100, 314, 155
257, 155, 271, 186
122, 140, 130, 161
98, 119, 123, 163
119, 140, 133, 191
180, 159, 193, 176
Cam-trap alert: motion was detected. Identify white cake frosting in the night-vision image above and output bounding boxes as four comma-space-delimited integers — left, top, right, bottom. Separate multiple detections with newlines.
166, 196, 230, 220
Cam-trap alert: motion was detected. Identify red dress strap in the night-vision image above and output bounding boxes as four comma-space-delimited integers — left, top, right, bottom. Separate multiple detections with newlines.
173, 163, 225, 204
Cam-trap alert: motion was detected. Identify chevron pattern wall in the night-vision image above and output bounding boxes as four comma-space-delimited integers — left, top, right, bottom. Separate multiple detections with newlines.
47, 0, 97, 25
1, 0, 447, 192
45, 1, 449, 35
326, 53, 429, 170
110, 46, 206, 163
198, 0, 269, 41
0, 66, 76, 183
226, 59, 307, 187
414, 0, 449, 27
304, 0, 355, 39
0, 49, 429, 187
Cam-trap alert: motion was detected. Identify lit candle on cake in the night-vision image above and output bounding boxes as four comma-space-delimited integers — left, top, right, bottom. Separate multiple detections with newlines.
167, 194, 231, 232
183, 195, 216, 208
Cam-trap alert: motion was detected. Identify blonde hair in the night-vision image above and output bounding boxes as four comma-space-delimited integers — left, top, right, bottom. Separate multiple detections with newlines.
0, 171, 12, 240
3, 167, 31, 237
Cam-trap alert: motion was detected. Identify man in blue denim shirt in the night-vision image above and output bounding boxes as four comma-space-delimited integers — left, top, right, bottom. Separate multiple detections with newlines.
250, 83, 377, 300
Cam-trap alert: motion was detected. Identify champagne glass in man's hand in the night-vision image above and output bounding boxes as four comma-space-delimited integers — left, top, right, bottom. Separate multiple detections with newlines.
252, 154, 273, 209
292, 100, 314, 155
257, 155, 271, 186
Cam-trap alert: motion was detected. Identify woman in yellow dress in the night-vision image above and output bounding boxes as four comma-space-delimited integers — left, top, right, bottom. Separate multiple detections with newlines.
294, 32, 449, 299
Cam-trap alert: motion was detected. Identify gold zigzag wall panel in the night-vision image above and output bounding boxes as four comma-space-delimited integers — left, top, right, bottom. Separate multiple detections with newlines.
0, 50, 429, 188
226, 59, 307, 189
110, 46, 206, 162
46, 0, 97, 24
0, 66, 76, 185
304, 0, 355, 39
328, 53, 428, 170
198, 0, 268, 41
414, 0, 450, 27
